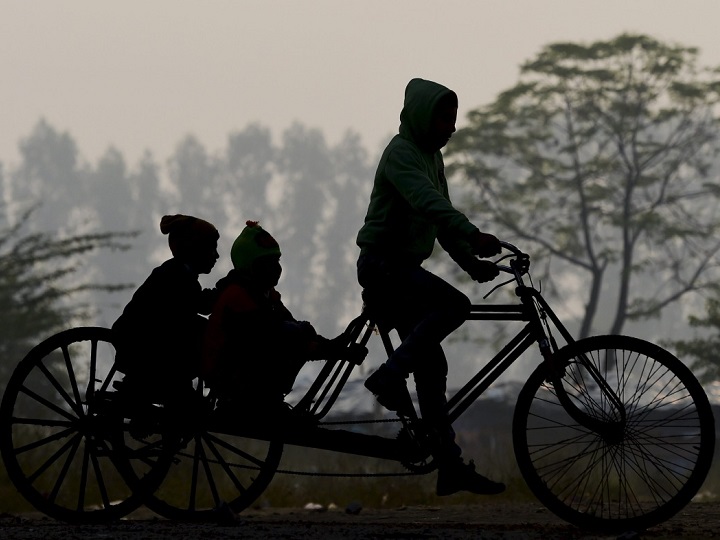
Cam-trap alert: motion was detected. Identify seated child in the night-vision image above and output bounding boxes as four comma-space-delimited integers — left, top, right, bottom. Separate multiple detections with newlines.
112, 214, 220, 402
202, 221, 363, 418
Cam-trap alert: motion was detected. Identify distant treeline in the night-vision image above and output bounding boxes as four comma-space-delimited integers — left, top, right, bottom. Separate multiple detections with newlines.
1, 119, 380, 335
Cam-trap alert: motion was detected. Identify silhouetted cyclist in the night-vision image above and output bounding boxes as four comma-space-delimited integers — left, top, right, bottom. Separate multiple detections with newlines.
356, 78, 505, 496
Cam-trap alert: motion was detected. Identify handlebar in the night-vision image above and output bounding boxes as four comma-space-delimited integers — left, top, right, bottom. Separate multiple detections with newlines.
478, 241, 531, 299
495, 241, 530, 276
499, 240, 523, 256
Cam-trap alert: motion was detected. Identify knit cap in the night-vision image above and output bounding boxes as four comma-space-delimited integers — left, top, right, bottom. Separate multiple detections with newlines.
231, 221, 281, 270
160, 214, 219, 257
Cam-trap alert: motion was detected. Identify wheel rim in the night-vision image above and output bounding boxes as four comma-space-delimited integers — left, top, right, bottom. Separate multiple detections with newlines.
515, 336, 715, 531
0, 328, 163, 523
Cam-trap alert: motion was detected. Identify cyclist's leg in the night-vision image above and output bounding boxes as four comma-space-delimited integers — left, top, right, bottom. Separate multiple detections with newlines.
382, 269, 504, 495
412, 343, 461, 457
379, 265, 470, 374
359, 256, 470, 415
408, 332, 505, 495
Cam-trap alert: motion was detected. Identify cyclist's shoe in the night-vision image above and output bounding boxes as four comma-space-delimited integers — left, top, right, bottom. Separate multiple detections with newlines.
364, 364, 414, 416
436, 459, 506, 496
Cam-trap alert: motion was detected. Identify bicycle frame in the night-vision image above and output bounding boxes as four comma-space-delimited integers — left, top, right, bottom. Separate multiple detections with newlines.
295, 242, 576, 423
294, 284, 573, 427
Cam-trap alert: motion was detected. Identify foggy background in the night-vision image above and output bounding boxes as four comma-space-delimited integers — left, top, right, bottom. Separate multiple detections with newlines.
3, 0, 720, 404
3, 1, 720, 166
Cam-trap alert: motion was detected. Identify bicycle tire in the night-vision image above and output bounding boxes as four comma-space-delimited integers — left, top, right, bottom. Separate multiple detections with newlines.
513, 335, 715, 533
142, 418, 283, 521
0, 327, 171, 523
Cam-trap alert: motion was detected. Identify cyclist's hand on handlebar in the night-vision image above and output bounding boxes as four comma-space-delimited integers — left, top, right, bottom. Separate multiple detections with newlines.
469, 230, 502, 258
466, 259, 500, 283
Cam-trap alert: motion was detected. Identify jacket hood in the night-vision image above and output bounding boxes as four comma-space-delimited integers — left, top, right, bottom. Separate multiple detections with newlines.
398, 78, 457, 150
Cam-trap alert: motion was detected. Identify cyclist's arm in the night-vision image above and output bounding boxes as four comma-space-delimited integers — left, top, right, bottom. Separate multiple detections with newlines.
438, 233, 476, 270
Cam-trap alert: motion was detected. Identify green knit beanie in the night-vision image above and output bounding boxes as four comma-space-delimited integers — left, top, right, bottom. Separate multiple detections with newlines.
231, 221, 281, 270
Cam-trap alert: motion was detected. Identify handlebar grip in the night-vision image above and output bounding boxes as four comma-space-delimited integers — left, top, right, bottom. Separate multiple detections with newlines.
494, 241, 529, 276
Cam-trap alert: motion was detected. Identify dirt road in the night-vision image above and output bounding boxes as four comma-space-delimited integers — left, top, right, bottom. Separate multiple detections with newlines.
1, 502, 718, 540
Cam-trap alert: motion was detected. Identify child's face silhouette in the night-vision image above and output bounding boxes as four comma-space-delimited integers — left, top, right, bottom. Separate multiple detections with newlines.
187, 238, 219, 275
251, 254, 282, 289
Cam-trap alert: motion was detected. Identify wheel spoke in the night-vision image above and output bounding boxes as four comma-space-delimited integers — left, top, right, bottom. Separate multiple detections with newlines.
49, 434, 82, 504
61, 345, 84, 414
18, 385, 77, 422
11, 416, 74, 429
204, 434, 247, 494
205, 431, 271, 469
37, 359, 83, 417
98, 363, 119, 393
15, 426, 76, 454
27, 433, 81, 484
184, 436, 202, 511
89, 442, 112, 509
198, 437, 222, 509
87, 339, 98, 403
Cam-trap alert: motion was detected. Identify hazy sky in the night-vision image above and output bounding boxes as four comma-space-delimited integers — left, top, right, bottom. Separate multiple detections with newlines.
3, 0, 720, 167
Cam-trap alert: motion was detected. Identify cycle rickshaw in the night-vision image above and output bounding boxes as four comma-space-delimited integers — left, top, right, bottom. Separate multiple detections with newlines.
1, 242, 714, 532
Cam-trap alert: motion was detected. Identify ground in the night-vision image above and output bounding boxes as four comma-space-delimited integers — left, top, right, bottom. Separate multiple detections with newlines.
1, 502, 719, 540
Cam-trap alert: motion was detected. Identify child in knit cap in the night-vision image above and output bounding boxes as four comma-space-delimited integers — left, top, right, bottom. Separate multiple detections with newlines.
202, 221, 364, 419
112, 214, 220, 400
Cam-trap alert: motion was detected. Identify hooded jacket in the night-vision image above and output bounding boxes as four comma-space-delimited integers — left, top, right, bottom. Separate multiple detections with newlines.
356, 78, 479, 266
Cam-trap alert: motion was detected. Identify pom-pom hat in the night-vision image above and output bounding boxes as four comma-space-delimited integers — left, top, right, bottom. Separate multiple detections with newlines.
231, 221, 281, 271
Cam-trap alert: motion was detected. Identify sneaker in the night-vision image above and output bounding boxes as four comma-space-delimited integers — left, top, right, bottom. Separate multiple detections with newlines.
364, 364, 414, 416
436, 459, 506, 496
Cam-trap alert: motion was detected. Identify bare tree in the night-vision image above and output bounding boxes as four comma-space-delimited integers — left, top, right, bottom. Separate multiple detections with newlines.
448, 34, 720, 337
